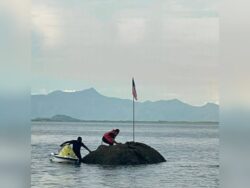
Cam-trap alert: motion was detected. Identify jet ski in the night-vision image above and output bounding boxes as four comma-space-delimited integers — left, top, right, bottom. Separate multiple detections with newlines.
50, 144, 79, 164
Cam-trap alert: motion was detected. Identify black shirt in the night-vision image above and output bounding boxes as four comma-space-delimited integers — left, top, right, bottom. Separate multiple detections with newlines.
61, 140, 87, 153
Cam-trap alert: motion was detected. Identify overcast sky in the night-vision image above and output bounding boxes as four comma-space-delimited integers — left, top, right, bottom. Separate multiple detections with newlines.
32, 0, 219, 105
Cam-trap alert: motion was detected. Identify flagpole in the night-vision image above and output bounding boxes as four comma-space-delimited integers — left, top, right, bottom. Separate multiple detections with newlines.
133, 96, 135, 142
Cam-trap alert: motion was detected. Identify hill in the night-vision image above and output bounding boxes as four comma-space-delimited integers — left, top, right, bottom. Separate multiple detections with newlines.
31, 88, 219, 122
32, 114, 81, 122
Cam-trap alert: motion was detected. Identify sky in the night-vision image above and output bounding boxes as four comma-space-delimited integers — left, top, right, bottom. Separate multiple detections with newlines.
32, 0, 219, 105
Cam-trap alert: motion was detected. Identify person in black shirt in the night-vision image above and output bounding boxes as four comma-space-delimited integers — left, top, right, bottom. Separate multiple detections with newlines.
60, 137, 91, 161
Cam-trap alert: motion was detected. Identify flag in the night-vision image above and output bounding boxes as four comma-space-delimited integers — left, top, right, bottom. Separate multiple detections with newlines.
132, 78, 137, 100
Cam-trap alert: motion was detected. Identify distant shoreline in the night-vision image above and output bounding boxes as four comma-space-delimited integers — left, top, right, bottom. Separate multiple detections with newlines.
31, 119, 218, 125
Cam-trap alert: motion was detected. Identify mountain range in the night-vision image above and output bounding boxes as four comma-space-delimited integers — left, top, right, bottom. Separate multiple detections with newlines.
31, 88, 219, 122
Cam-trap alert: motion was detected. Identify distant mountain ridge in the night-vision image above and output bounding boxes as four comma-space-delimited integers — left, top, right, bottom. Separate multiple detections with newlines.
31, 88, 219, 122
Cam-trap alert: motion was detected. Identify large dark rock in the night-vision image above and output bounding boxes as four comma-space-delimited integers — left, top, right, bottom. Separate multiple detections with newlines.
82, 142, 166, 165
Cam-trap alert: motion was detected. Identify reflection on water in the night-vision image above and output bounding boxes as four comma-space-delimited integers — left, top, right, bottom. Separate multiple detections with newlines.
32, 122, 219, 188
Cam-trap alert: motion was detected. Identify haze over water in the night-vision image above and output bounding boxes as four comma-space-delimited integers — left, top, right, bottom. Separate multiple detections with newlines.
31, 122, 219, 188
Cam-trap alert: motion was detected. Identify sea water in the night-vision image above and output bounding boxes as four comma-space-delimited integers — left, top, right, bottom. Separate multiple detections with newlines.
31, 122, 219, 188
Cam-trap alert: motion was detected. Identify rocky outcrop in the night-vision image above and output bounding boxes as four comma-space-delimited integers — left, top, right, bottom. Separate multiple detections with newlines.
82, 142, 166, 165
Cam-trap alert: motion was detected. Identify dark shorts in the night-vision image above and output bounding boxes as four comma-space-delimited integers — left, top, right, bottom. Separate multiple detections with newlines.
102, 136, 113, 145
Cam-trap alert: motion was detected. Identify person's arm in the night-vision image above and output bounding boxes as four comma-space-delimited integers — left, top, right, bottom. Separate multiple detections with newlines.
60, 140, 73, 147
112, 134, 121, 145
82, 143, 91, 153
113, 140, 121, 145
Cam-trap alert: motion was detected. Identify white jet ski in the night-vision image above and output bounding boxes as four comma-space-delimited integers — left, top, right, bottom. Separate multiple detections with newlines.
50, 144, 79, 164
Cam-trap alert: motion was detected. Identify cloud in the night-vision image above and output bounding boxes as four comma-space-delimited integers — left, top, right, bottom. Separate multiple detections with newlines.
63, 89, 76, 93
117, 17, 146, 44
31, 0, 219, 105
32, 4, 62, 48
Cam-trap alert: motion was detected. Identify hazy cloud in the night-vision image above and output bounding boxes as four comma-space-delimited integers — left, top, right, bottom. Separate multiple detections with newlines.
32, 0, 219, 105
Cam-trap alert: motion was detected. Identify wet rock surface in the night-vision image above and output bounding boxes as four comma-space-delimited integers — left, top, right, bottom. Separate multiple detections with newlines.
82, 142, 166, 165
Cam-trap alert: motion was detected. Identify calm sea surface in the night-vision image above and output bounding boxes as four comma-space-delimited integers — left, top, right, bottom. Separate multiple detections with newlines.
31, 122, 219, 188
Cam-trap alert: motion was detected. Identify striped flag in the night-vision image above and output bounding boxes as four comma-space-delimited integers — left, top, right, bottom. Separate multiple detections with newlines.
132, 78, 137, 100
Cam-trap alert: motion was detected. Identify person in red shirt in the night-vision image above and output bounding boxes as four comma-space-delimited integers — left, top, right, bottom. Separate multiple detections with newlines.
102, 129, 120, 146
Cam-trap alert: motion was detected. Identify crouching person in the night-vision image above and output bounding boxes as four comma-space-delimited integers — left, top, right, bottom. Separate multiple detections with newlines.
102, 129, 120, 146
